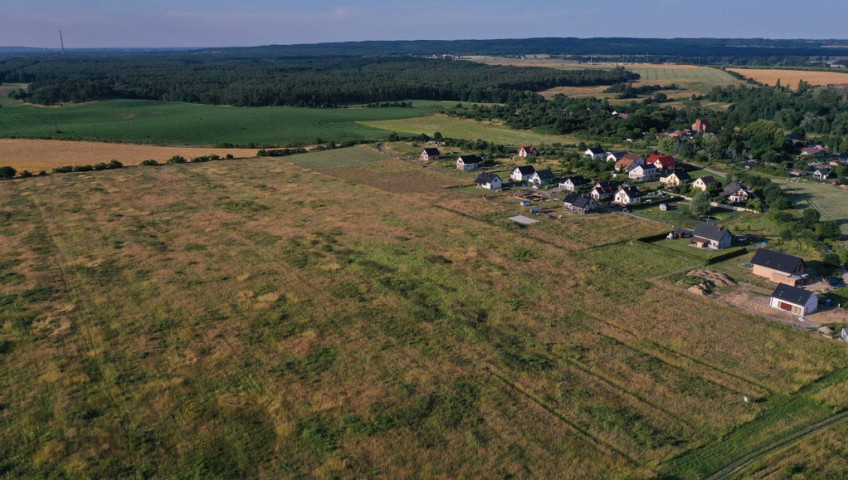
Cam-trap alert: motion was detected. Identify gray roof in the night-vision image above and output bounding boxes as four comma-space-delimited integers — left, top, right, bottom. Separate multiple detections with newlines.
750, 249, 805, 273
564, 175, 588, 185
514, 165, 536, 175
771, 284, 816, 305
475, 172, 501, 185
563, 193, 580, 204
694, 223, 729, 241
459, 155, 482, 164
620, 186, 642, 197
534, 169, 555, 181
722, 181, 749, 197
668, 169, 691, 181
587, 147, 605, 155
423, 147, 441, 155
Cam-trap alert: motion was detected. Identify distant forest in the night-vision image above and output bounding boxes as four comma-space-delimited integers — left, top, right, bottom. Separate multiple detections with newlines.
5, 37, 847, 64
0, 56, 638, 107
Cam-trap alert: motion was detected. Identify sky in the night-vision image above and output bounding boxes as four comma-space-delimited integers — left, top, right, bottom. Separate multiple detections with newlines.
2, 0, 848, 49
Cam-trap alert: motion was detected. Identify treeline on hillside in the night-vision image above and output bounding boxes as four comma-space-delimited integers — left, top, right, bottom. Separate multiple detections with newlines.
2, 56, 638, 107
188, 38, 848, 63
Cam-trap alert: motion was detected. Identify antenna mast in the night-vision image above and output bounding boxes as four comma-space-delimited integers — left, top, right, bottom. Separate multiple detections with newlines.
59, 30, 65, 55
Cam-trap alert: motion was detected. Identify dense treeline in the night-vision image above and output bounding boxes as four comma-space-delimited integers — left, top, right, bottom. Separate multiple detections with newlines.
3, 56, 638, 107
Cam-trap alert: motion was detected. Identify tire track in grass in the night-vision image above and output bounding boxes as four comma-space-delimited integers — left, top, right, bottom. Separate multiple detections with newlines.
707, 409, 848, 480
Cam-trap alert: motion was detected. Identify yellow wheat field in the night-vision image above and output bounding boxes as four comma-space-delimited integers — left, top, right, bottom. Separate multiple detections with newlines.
728, 68, 848, 88
0, 139, 258, 172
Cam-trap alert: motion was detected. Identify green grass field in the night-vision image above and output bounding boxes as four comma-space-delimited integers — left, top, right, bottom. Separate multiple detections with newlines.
0, 97, 431, 146
360, 114, 579, 146
780, 178, 848, 235
2, 150, 848, 478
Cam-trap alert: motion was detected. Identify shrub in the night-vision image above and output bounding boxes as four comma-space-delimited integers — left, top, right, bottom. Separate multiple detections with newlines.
0, 166, 17, 179
140, 159, 159, 166
167, 155, 187, 164
73, 165, 93, 172
108, 160, 123, 169
93, 162, 109, 171
19, 170, 32, 178
225, 154, 234, 159
52, 166, 73, 173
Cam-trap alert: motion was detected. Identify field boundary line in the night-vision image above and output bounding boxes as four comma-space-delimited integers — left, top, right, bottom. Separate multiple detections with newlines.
485, 365, 640, 467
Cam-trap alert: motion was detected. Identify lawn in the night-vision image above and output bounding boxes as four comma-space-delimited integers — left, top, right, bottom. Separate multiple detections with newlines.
0, 97, 431, 146
360, 114, 580, 146
2, 152, 848, 478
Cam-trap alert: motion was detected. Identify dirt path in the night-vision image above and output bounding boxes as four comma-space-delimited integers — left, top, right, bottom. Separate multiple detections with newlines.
706, 409, 848, 480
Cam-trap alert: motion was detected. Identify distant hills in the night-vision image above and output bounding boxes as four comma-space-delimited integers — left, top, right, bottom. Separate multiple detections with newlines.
3, 38, 848, 60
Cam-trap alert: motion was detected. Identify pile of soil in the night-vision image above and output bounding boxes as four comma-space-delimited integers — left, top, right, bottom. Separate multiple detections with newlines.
687, 269, 736, 287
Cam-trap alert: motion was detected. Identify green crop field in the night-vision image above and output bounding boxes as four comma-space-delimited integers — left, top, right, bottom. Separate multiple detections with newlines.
360, 114, 580, 146
0, 97, 431, 146
2, 149, 848, 478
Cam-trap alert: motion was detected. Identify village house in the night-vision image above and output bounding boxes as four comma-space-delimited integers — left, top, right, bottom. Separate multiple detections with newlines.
563, 193, 598, 214
692, 223, 732, 250
420, 147, 441, 161
511, 165, 536, 182
475, 172, 503, 190
614, 154, 644, 172
692, 118, 712, 134
813, 167, 833, 181
530, 169, 556, 188
721, 181, 752, 203
692, 175, 718, 192
591, 180, 619, 201
559, 175, 589, 192
647, 154, 677, 172
605, 151, 627, 162
613, 185, 642, 205
750, 249, 807, 286
518, 145, 538, 157
770, 284, 818, 316
659, 169, 691, 186
628, 164, 659, 181
801, 146, 826, 156
584, 147, 606, 160
456, 155, 481, 171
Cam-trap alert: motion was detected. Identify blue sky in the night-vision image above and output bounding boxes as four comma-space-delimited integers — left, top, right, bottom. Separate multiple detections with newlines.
3, 0, 848, 48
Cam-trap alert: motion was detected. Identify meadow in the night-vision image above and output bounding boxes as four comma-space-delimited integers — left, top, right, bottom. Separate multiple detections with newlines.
0, 97, 430, 146
780, 178, 848, 234
728, 67, 848, 87
360, 114, 580, 146
2, 147, 848, 478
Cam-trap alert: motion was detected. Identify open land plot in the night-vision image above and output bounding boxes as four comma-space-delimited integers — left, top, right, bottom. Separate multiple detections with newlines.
728, 68, 848, 87
360, 113, 580, 145
0, 97, 428, 146
0, 139, 258, 171
465, 58, 743, 99
2, 150, 848, 478
779, 178, 848, 235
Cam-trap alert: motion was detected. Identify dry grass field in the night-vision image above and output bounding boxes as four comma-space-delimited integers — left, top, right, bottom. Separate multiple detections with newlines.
0, 139, 258, 172
728, 68, 848, 87
2, 147, 848, 478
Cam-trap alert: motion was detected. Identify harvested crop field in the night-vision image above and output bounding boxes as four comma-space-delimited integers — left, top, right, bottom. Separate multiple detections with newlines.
0, 139, 257, 171
728, 68, 848, 87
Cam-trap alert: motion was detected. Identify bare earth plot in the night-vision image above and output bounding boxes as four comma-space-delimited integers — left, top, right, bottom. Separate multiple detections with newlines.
2, 148, 848, 478
728, 68, 848, 87
0, 139, 258, 171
